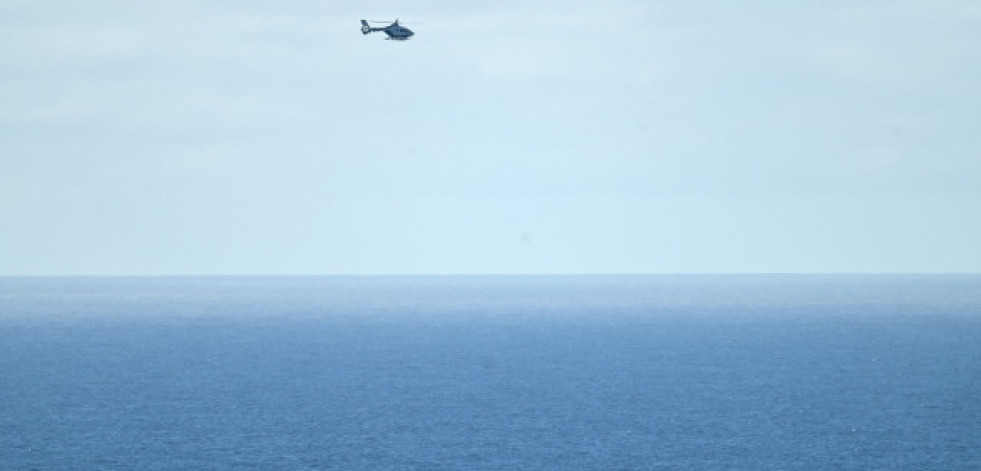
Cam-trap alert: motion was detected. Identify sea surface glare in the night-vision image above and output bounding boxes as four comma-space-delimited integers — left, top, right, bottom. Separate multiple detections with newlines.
1, 275, 979, 470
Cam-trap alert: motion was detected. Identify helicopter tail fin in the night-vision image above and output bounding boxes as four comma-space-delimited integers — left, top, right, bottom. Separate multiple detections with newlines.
361, 19, 371, 35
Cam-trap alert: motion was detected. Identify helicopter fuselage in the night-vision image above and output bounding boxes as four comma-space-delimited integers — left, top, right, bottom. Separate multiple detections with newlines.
361, 20, 414, 40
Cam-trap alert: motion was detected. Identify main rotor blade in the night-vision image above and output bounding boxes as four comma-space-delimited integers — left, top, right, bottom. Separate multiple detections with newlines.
368, 19, 420, 24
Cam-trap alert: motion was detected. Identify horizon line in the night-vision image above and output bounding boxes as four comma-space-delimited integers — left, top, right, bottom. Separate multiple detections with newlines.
2, 272, 980, 278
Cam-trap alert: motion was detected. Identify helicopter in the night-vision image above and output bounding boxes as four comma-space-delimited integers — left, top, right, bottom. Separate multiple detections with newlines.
361, 19, 414, 40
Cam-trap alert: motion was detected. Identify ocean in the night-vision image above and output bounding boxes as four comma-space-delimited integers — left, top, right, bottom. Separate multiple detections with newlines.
1, 275, 979, 470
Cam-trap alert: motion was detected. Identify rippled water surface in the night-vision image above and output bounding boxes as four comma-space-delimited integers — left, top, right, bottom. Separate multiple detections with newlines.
1, 275, 979, 469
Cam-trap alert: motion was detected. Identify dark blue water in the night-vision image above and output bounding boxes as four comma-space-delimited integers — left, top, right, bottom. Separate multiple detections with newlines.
1, 275, 979, 470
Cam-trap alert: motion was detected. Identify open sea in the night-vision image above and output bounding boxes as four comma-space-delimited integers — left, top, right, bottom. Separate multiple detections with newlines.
1, 275, 979, 470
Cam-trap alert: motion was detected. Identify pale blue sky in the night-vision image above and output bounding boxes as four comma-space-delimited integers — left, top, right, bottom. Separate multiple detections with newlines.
2, 1, 980, 275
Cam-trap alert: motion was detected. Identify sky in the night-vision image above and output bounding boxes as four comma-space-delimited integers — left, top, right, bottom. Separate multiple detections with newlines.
2, 0, 980, 275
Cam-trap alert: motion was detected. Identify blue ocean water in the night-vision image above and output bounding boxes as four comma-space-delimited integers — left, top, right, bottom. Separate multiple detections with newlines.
1, 275, 979, 470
